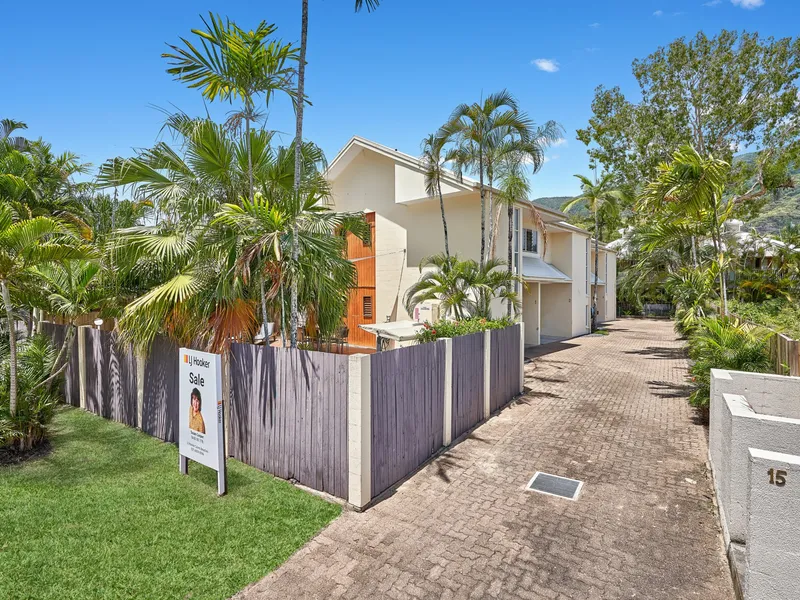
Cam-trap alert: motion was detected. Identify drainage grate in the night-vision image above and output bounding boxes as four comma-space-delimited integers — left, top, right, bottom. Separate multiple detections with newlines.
526, 472, 583, 501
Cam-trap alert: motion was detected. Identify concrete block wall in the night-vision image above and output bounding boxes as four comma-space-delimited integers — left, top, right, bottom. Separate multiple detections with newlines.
745, 449, 800, 600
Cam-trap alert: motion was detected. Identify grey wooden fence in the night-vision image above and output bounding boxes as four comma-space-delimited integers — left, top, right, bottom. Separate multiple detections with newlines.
229, 343, 349, 499
451, 331, 485, 440
490, 325, 521, 413
41, 322, 80, 406
141, 335, 180, 442
84, 329, 139, 427
370, 340, 446, 498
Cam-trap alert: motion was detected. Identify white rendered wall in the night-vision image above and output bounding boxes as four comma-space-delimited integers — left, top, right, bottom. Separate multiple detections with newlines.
571, 233, 591, 337
745, 448, 800, 600
709, 370, 800, 545
540, 283, 572, 338
606, 252, 617, 319
522, 283, 540, 345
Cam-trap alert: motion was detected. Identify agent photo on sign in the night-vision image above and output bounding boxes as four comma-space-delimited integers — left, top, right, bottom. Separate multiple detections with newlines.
188, 387, 205, 434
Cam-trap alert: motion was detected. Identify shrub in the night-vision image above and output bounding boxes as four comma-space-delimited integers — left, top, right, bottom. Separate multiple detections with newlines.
0, 334, 63, 450
729, 298, 800, 340
415, 317, 514, 344
686, 317, 774, 410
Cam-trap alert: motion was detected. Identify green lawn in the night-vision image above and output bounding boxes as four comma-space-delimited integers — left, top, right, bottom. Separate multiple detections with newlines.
0, 407, 341, 600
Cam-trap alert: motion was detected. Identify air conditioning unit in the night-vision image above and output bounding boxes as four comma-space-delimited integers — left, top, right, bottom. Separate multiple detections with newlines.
413, 300, 440, 324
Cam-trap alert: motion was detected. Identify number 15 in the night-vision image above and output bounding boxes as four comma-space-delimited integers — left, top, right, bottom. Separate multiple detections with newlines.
768, 468, 787, 487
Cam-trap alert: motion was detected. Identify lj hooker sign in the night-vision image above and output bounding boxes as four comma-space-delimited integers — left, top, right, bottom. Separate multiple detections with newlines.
178, 348, 227, 495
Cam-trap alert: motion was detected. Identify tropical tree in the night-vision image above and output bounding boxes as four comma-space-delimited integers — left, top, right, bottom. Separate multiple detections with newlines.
442, 90, 533, 268
1, 119, 29, 153
639, 145, 733, 315
420, 133, 456, 258
163, 14, 298, 205
0, 204, 86, 416
289, 0, 380, 348
404, 253, 521, 320
563, 173, 628, 330
687, 317, 774, 411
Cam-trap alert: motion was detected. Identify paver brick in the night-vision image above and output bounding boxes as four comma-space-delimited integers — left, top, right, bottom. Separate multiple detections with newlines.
234, 319, 733, 600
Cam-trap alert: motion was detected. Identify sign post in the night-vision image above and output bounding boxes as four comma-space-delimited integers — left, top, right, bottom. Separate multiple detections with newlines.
178, 348, 227, 496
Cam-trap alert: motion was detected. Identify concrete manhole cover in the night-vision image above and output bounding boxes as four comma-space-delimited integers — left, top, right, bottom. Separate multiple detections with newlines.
526, 472, 583, 501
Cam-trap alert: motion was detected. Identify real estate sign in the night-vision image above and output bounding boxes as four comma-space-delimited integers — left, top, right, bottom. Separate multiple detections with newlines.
178, 348, 226, 495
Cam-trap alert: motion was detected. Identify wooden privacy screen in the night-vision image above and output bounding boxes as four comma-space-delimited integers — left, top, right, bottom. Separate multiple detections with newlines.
228, 343, 349, 499
490, 325, 521, 413
41, 322, 80, 406
141, 335, 179, 442
370, 340, 446, 498
451, 332, 485, 440
84, 328, 138, 427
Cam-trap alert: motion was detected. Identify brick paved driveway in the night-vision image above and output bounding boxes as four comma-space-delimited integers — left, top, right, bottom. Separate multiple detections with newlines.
235, 319, 733, 600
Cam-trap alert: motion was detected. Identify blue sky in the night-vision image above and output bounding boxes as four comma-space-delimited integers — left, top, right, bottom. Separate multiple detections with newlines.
3, 0, 798, 198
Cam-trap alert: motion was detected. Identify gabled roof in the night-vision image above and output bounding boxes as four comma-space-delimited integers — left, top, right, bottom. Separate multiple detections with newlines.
326, 136, 570, 222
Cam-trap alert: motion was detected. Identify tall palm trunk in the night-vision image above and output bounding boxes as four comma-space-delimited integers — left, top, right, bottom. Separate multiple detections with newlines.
290, 0, 309, 348
487, 171, 494, 256
260, 275, 269, 336
246, 109, 253, 203
592, 209, 599, 332
437, 179, 450, 259
3, 280, 17, 417
479, 149, 485, 268
507, 204, 514, 317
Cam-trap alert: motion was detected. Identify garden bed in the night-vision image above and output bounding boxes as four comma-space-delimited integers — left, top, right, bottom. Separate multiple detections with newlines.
0, 407, 340, 600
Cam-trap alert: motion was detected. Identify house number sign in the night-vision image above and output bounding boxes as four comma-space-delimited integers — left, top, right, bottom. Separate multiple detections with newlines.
767, 468, 787, 487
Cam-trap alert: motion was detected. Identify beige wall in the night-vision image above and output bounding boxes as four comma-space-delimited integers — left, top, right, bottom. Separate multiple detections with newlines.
522, 282, 540, 345
607, 252, 617, 320
540, 283, 572, 338
571, 233, 591, 337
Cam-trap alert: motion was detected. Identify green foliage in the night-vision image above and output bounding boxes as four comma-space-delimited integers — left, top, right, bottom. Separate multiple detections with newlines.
578, 30, 800, 204
729, 298, 800, 340
0, 407, 340, 600
403, 253, 521, 321
415, 317, 514, 343
0, 334, 61, 449
687, 317, 774, 409
666, 266, 717, 337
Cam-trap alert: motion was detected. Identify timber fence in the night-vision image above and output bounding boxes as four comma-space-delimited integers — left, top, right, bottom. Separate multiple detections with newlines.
40, 322, 524, 508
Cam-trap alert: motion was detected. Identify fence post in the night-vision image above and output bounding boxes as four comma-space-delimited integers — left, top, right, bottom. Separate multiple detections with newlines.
483, 330, 492, 419
348, 354, 371, 509
135, 348, 145, 429
518, 322, 525, 395
442, 338, 453, 446
77, 326, 87, 410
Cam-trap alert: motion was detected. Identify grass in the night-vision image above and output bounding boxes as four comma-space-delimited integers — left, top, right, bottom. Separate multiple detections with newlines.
0, 407, 341, 600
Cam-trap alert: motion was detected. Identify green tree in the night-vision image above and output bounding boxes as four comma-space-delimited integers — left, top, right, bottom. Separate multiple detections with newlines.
562, 173, 627, 330
0, 204, 85, 416
420, 133, 458, 259
639, 145, 733, 315
289, 0, 380, 348
578, 31, 799, 205
442, 90, 533, 268
163, 13, 298, 205
404, 254, 521, 320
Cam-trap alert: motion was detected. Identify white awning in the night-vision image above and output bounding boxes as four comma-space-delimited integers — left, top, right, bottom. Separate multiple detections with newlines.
522, 256, 571, 283
359, 320, 424, 342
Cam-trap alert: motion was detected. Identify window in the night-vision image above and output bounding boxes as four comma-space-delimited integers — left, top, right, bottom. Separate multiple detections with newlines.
523, 228, 538, 254
363, 296, 373, 320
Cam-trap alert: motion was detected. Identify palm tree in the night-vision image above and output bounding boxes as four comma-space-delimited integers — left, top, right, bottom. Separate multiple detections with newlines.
0, 204, 86, 416
639, 145, 732, 315
1, 119, 29, 153
563, 172, 627, 331
420, 133, 457, 259
404, 254, 521, 320
163, 13, 298, 205
289, 0, 380, 348
441, 90, 533, 268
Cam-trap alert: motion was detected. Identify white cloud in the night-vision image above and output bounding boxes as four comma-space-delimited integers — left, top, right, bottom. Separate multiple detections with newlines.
551, 138, 568, 147
653, 9, 664, 16
589, 22, 600, 28
702, 0, 722, 6
731, 0, 764, 8
532, 58, 560, 73
585, 47, 599, 53
542, 154, 560, 164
